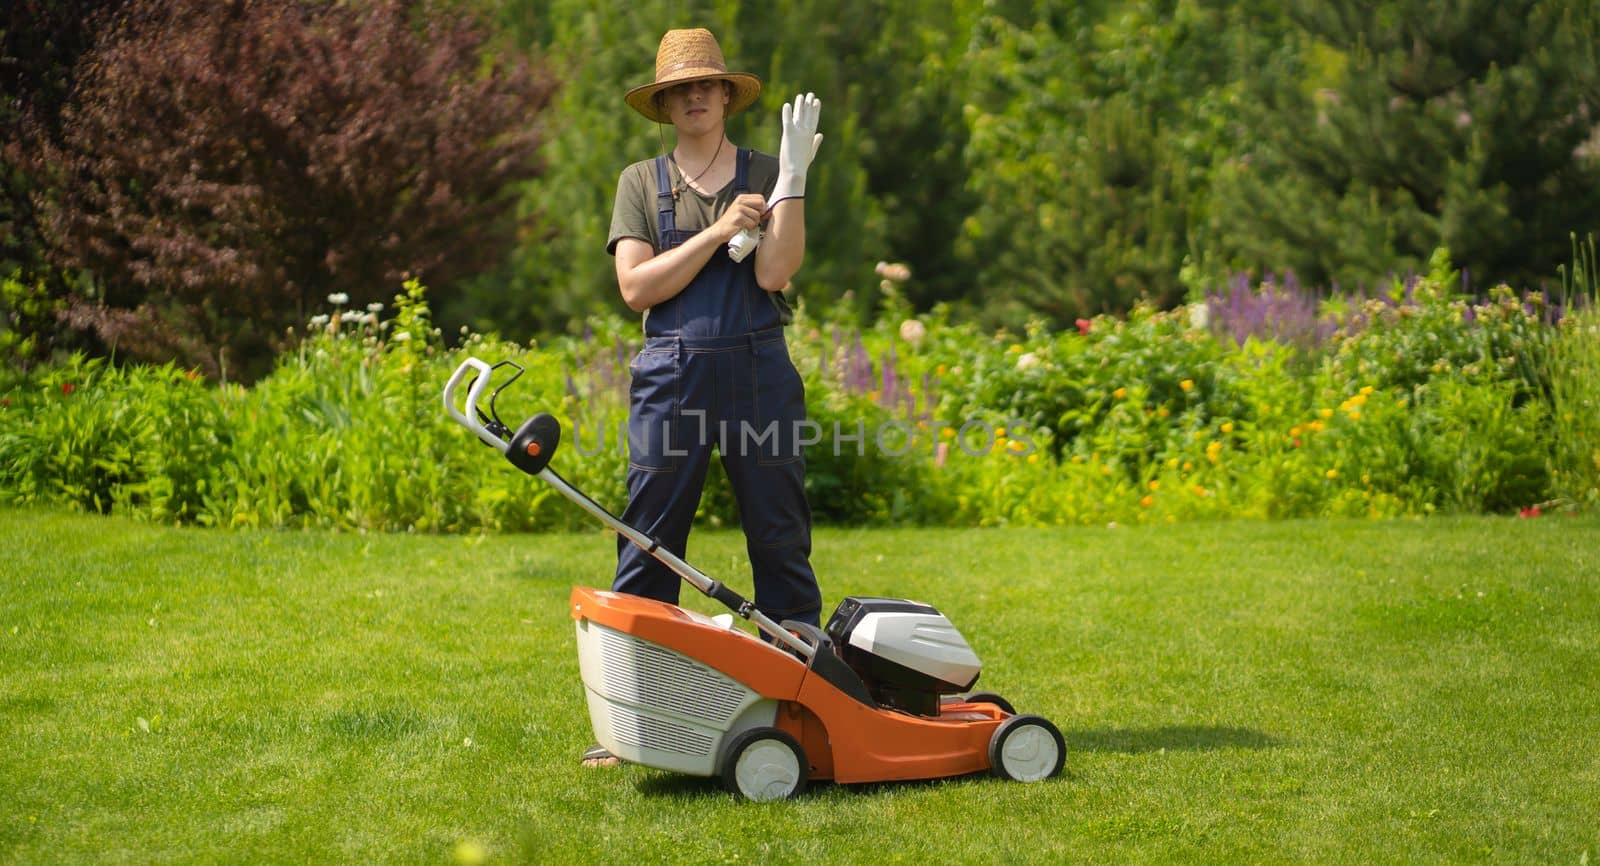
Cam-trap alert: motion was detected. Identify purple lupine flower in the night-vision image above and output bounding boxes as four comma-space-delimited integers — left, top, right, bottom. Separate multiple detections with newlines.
1205, 271, 1326, 348
881, 343, 899, 406
850, 330, 874, 395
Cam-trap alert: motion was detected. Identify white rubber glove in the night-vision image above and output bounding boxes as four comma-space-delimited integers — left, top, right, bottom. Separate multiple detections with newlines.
773, 92, 823, 200
729, 92, 823, 263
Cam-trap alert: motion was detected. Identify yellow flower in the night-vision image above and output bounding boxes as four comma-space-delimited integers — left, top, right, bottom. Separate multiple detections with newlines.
1192, 485, 1208, 497
1140, 495, 1155, 508
941, 427, 955, 439
1290, 426, 1302, 437
1157, 407, 1170, 418
1308, 420, 1325, 433
1359, 385, 1374, 396
1180, 379, 1194, 392
1319, 408, 1334, 419
1009, 440, 1026, 452
1182, 461, 1194, 472
1101, 465, 1112, 475
1221, 422, 1235, 434
1347, 409, 1362, 420
1350, 393, 1368, 407
1148, 480, 1160, 491
1027, 454, 1039, 464
1167, 457, 1180, 469
995, 427, 1006, 438
1072, 455, 1085, 464
1113, 387, 1127, 399
936, 364, 948, 375
1325, 469, 1339, 480
1009, 344, 1024, 354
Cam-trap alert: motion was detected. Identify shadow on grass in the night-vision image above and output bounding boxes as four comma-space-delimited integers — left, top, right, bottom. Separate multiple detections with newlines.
632, 772, 729, 799
628, 724, 1277, 799
1068, 725, 1281, 753
633, 766, 1085, 801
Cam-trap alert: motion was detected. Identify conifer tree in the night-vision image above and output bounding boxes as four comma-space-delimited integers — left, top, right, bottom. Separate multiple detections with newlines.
1214, 0, 1600, 291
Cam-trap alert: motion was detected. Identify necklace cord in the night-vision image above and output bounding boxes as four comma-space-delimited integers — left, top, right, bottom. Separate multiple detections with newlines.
671, 134, 726, 199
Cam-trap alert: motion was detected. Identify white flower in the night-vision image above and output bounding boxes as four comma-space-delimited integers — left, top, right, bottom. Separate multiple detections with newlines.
875, 261, 912, 282
393, 331, 412, 342
309, 314, 330, 326
1188, 302, 1210, 330
899, 319, 927, 344
366, 302, 384, 313
327, 292, 350, 306
1016, 351, 1039, 370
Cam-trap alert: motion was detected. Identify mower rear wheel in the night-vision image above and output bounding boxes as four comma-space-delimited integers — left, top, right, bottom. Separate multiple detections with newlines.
988, 714, 1066, 782
961, 691, 1016, 715
721, 727, 808, 801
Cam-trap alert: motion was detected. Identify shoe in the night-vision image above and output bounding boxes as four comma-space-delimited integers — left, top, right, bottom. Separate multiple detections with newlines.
581, 743, 621, 768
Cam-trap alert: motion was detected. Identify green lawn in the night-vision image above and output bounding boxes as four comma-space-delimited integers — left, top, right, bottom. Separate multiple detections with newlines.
2, 509, 1597, 865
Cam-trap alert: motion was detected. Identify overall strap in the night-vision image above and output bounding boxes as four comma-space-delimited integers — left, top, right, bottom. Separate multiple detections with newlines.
734, 148, 750, 193
653, 155, 677, 244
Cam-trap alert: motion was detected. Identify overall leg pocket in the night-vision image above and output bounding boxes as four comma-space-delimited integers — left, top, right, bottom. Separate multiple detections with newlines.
627, 350, 681, 472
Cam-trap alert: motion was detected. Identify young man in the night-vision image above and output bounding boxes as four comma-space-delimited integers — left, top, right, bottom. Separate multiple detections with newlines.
586, 29, 823, 766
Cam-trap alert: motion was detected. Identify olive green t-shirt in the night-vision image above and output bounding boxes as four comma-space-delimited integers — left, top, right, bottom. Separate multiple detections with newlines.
606, 150, 781, 256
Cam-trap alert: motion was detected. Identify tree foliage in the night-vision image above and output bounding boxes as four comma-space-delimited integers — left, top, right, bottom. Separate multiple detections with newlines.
1212, 0, 1600, 292
24, 0, 553, 377
7, 0, 1599, 368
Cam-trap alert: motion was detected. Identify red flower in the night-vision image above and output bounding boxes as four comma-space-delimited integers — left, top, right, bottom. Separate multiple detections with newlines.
1, 397, 9, 408
1292, 438, 1301, 448
61, 382, 76, 395
1075, 318, 1092, 336
1518, 506, 1542, 519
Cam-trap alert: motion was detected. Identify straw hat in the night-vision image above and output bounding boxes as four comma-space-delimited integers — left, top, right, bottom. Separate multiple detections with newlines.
625, 29, 762, 124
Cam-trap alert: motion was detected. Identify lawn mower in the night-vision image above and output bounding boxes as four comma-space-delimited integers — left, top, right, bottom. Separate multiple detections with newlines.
444, 356, 1066, 800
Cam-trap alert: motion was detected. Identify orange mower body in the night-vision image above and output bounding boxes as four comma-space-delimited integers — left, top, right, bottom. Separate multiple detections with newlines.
572, 587, 1041, 791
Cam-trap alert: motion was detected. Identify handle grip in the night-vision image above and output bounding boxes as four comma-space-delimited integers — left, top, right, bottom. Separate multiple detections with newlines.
442, 356, 509, 453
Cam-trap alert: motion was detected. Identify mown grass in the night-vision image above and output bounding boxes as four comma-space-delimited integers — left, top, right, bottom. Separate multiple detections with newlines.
2, 509, 1597, 865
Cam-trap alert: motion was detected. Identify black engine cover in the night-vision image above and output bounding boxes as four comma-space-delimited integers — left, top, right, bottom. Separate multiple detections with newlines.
824, 596, 974, 716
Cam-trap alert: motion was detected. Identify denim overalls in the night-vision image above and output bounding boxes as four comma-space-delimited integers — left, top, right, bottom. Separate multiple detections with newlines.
613, 148, 822, 627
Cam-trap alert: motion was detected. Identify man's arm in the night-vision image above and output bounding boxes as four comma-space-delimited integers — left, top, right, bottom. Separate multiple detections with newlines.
615, 194, 767, 312
754, 198, 804, 292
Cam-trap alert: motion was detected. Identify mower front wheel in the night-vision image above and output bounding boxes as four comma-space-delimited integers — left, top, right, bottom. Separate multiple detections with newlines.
988, 714, 1066, 782
720, 727, 808, 801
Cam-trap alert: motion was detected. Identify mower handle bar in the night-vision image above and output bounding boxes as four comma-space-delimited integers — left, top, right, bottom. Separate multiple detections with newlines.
442, 356, 815, 659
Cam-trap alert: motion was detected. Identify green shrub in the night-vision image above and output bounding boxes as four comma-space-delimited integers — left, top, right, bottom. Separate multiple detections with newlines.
1, 275, 1588, 530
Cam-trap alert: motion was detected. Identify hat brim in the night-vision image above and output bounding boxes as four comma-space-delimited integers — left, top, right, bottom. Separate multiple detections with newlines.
625, 70, 762, 124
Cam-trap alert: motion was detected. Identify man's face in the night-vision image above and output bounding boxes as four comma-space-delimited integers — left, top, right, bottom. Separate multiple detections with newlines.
663, 79, 730, 132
